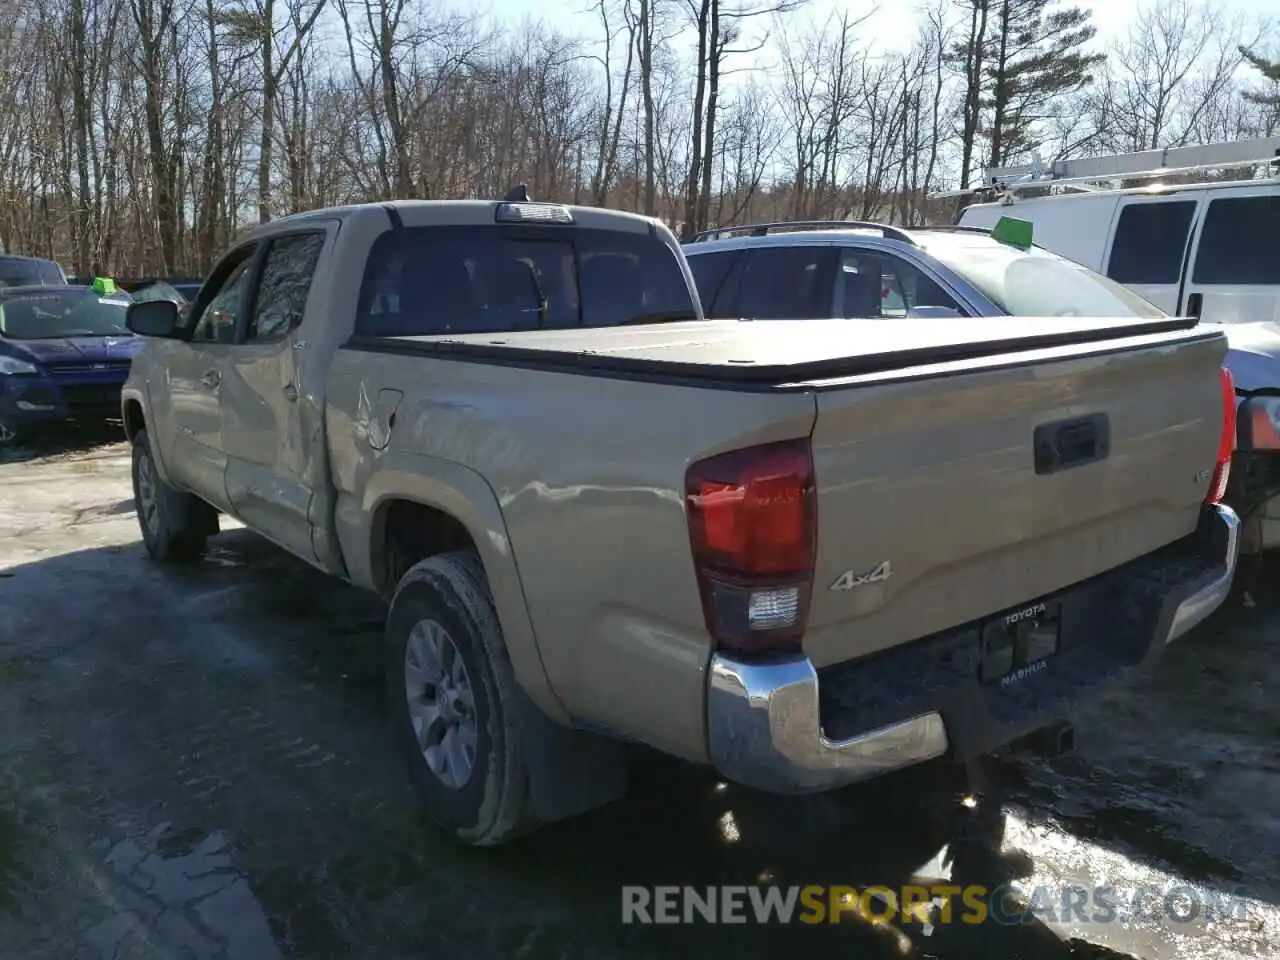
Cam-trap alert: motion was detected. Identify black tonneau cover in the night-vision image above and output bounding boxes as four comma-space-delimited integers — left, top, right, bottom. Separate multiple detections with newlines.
349, 315, 1210, 388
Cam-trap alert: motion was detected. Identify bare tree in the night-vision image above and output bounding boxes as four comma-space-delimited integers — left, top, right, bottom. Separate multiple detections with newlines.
221, 0, 327, 221
0, 0, 1267, 272
1090, 0, 1255, 152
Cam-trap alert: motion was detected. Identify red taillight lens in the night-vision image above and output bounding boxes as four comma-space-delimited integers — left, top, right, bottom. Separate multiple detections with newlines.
1206, 367, 1236, 505
686, 438, 816, 656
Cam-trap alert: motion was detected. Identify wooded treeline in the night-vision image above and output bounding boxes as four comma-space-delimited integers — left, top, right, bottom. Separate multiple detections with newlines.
0, 0, 1276, 275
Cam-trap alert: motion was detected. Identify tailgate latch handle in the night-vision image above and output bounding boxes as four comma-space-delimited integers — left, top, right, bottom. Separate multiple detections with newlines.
1034, 413, 1110, 475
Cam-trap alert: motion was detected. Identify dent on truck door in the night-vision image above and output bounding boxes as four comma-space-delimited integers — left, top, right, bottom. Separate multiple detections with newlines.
221, 230, 328, 562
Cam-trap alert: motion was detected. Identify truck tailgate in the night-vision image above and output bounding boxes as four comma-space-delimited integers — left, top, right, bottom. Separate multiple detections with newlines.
803, 329, 1227, 669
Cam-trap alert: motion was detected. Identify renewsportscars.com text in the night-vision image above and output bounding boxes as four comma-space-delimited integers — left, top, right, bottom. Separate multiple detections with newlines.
621, 883, 1252, 927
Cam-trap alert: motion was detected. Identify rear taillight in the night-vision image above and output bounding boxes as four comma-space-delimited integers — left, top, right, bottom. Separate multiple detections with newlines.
1205, 367, 1236, 505
685, 438, 816, 656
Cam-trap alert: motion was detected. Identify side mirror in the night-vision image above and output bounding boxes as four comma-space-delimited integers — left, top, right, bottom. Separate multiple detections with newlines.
126, 298, 182, 338
906, 305, 963, 319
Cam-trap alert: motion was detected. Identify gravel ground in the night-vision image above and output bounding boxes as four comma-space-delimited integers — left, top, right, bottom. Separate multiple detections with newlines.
0, 429, 1276, 960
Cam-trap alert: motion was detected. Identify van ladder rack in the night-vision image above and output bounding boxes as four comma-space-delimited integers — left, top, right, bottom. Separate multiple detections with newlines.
981, 135, 1280, 193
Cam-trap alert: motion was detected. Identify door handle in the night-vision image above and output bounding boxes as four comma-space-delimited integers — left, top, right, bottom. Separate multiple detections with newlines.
282, 383, 298, 402
200, 369, 220, 389
1186, 292, 1203, 319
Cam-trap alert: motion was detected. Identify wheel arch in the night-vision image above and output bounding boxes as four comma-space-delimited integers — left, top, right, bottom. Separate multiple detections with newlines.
122, 396, 146, 442
121, 389, 178, 487
350, 454, 568, 724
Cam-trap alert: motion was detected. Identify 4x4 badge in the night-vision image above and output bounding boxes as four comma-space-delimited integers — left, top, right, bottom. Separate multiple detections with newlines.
829, 561, 892, 591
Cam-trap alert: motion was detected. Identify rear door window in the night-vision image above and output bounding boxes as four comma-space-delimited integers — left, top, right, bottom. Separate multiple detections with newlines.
1106, 201, 1196, 284
731, 246, 833, 319
245, 232, 325, 342
1192, 195, 1280, 285
356, 225, 696, 337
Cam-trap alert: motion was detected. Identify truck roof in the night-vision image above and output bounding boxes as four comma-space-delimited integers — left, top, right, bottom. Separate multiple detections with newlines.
245, 199, 664, 240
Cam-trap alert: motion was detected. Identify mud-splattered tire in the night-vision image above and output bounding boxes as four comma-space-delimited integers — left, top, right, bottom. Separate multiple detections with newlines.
387, 550, 537, 846
131, 428, 216, 563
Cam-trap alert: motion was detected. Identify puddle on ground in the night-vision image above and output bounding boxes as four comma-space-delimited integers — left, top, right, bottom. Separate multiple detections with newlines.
998, 806, 1279, 960
83, 822, 280, 959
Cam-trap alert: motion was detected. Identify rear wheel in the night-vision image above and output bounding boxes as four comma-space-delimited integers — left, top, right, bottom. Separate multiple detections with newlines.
131, 428, 215, 562
387, 551, 537, 846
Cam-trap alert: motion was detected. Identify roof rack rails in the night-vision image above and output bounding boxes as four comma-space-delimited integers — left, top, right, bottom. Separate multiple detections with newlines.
912, 224, 991, 234
981, 135, 1280, 194
685, 220, 917, 245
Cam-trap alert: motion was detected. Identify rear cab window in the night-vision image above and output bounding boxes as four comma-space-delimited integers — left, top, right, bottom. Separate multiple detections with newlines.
354, 225, 697, 337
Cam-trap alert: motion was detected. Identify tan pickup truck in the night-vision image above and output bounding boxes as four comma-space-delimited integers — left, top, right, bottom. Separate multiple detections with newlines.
120, 198, 1240, 845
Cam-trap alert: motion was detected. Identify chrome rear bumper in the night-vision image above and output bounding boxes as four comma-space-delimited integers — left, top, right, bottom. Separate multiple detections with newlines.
1165, 503, 1239, 644
706, 503, 1240, 794
706, 656, 948, 794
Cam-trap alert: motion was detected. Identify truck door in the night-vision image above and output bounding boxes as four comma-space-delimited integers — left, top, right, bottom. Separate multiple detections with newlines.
1181, 188, 1280, 324
1102, 196, 1200, 315
161, 244, 259, 512
219, 226, 330, 563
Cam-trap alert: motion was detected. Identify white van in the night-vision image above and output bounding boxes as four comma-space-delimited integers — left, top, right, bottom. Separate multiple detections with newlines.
956, 179, 1280, 327
953, 138, 1280, 554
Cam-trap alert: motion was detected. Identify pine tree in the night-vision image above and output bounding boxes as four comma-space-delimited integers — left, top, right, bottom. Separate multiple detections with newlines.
1240, 46, 1280, 110
947, 0, 992, 189
982, 0, 1105, 169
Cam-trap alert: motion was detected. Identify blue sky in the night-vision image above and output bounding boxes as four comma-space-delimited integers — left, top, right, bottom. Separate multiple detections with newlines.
468, 0, 1277, 66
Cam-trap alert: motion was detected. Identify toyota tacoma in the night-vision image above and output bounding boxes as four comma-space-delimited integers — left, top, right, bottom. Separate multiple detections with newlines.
119, 197, 1240, 845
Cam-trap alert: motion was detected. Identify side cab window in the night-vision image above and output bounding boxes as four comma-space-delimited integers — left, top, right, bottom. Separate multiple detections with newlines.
187, 244, 259, 344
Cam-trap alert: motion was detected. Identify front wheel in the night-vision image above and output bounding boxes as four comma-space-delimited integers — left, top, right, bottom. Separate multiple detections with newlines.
387, 551, 538, 846
131, 428, 215, 562
0, 419, 29, 448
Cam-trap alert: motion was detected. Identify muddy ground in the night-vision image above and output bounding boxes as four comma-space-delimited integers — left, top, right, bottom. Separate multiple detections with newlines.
0, 427, 1277, 960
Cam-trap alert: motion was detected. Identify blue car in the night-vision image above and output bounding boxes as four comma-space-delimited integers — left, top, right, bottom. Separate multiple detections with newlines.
0, 284, 143, 445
